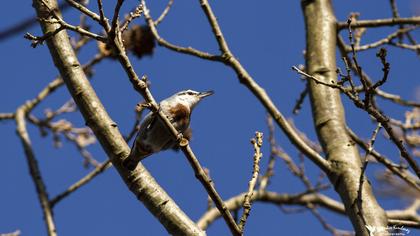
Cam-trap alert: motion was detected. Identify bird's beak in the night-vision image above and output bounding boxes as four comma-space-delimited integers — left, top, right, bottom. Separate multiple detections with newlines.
198, 90, 214, 99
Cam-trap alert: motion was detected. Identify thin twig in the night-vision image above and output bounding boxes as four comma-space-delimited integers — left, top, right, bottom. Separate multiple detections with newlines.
142, 1, 222, 61
347, 27, 419, 52
390, 42, 420, 51
337, 36, 420, 108
26, 0, 107, 47
110, 0, 124, 35
355, 123, 382, 226
238, 132, 263, 232
259, 116, 278, 191
375, 89, 420, 108
49, 109, 144, 207
203, 168, 214, 210
121, 4, 144, 32
154, 0, 174, 25
0, 1, 72, 41
337, 16, 420, 30
307, 204, 354, 236
293, 65, 420, 178
50, 160, 112, 207
96, 0, 111, 31
0, 113, 15, 120
0, 230, 21, 236
15, 107, 57, 236
292, 86, 308, 115
347, 127, 420, 192
65, 0, 101, 23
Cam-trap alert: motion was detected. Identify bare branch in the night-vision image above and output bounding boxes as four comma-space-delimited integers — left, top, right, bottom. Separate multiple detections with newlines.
32, 0, 205, 235
198, 190, 420, 230
259, 116, 278, 191
0, 230, 21, 236
50, 160, 112, 207
307, 204, 354, 236
292, 85, 308, 115
96, 0, 110, 31
106, 3, 238, 233
142, 0, 331, 173
142, 1, 222, 61
347, 127, 420, 192
356, 123, 382, 226
337, 16, 420, 30
0, 113, 15, 120
154, 0, 174, 25
0, 1, 73, 41
293, 64, 420, 178
15, 107, 57, 236
346, 27, 419, 52
121, 4, 144, 32
197, 191, 345, 230
238, 132, 263, 232
65, 0, 101, 23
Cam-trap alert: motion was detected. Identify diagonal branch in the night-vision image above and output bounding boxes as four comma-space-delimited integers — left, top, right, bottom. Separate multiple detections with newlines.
15, 106, 57, 236
238, 132, 263, 232
110, 3, 240, 235
142, 0, 330, 174
347, 127, 420, 192
143, 3, 222, 61
31, 0, 205, 235
50, 160, 112, 207
154, 0, 174, 25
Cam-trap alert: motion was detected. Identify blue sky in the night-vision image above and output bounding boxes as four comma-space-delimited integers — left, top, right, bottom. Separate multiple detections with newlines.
0, 0, 419, 235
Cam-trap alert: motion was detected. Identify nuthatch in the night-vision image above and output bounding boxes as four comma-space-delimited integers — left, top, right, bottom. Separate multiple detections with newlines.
123, 89, 214, 170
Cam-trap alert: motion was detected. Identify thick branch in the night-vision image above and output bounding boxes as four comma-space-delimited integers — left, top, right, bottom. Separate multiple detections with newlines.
114, 3, 240, 235
302, 1, 387, 235
31, 0, 205, 235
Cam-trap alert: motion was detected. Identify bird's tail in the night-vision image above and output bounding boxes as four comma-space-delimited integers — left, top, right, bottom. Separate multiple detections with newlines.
123, 145, 152, 171
122, 156, 139, 171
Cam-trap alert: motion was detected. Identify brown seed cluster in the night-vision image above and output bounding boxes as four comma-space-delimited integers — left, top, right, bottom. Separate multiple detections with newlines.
98, 25, 156, 59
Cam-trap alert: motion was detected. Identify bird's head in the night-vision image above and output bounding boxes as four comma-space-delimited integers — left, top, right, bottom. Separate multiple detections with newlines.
171, 89, 214, 109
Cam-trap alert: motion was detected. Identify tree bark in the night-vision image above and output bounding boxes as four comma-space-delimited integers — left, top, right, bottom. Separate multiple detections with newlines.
301, 0, 388, 235
31, 0, 205, 235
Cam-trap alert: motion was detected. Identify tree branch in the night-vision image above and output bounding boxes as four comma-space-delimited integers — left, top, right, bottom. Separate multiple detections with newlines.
337, 16, 420, 30
143, 0, 330, 174
197, 191, 420, 230
15, 106, 57, 236
238, 132, 263, 232
31, 0, 205, 235
50, 160, 112, 207
301, 1, 388, 235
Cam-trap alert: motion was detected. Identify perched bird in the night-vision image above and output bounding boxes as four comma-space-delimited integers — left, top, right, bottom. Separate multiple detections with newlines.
123, 89, 214, 170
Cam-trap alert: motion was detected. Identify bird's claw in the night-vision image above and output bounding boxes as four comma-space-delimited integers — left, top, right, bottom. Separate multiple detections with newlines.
176, 133, 184, 141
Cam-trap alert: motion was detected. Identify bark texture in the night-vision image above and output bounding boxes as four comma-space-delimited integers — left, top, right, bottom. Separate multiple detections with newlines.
302, 0, 388, 235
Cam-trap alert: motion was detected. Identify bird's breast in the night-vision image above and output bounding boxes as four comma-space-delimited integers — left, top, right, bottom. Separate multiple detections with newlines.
166, 103, 191, 131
